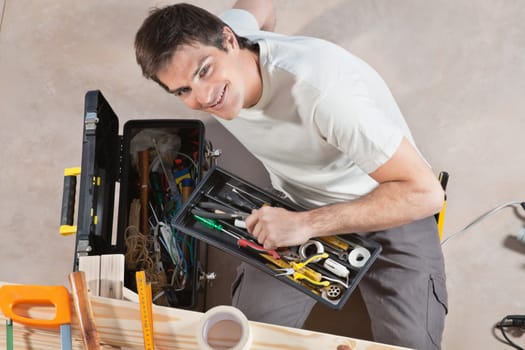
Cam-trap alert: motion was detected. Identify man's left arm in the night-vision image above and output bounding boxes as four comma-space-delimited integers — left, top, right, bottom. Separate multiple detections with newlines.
231, 0, 276, 31
246, 138, 444, 249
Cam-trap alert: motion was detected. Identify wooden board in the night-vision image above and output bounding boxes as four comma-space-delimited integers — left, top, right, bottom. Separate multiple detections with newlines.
0, 281, 410, 350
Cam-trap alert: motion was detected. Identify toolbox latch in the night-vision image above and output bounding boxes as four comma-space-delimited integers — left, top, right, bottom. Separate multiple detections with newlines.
76, 239, 92, 256
204, 140, 222, 169
85, 112, 99, 131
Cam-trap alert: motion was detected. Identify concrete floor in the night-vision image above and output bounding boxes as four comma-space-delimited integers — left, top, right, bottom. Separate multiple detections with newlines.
1, 1, 525, 349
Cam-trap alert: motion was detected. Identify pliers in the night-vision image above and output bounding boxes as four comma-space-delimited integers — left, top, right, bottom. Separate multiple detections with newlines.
275, 269, 330, 287
274, 253, 330, 287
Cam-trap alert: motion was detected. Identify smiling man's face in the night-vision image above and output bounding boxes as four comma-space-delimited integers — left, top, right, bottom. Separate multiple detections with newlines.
156, 28, 260, 120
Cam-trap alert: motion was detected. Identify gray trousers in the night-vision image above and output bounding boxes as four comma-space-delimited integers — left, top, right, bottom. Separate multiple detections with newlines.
230, 216, 448, 350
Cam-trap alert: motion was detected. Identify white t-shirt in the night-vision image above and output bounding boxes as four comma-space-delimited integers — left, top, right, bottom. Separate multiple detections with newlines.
219, 9, 418, 209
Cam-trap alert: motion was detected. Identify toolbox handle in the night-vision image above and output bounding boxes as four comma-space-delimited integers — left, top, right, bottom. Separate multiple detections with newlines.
60, 167, 81, 236
0, 285, 72, 328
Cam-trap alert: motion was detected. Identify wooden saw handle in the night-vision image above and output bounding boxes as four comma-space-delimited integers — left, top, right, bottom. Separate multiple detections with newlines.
68, 271, 101, 350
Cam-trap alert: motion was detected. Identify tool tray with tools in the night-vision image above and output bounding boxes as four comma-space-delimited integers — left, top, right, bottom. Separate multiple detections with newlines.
172, 166, 382, 310
62, 90, 216, 310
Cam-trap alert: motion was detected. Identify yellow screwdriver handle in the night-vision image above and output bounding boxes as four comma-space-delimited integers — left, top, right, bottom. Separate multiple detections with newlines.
0, 285, 71, 328
319, 236, 349, 251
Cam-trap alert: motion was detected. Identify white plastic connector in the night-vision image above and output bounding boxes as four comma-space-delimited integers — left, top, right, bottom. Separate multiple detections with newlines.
234, 219, 247, 229
323, 258, 350, 278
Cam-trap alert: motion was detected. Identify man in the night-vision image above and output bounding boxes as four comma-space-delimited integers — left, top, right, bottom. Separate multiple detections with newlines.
134, 1, 448, 349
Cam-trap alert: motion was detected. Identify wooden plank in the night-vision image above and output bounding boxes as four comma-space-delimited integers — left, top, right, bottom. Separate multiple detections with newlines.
100, 254, 124, 299
78, 255, 101, 296
122, 286, 139, 303
0, 281, 410, 350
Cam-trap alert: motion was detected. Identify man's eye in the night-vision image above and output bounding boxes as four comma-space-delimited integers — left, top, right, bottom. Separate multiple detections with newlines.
199, 64, 210, 78
174, 87, 190, 96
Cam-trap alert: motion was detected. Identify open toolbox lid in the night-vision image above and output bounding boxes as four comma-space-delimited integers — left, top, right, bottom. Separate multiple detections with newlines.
69, 90, 207, 268
172, 166, 383, 310
64, 90, 211, 309
74, 90, 121, 265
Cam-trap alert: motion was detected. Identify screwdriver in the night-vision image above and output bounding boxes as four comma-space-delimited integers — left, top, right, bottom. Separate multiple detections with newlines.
194, 215, 280, 259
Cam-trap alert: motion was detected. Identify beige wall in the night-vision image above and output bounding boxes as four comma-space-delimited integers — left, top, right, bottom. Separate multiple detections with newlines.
0, 1, 524, 349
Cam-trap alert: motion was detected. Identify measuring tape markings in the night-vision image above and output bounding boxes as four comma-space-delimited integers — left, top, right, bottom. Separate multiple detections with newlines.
136, 271, 155, 350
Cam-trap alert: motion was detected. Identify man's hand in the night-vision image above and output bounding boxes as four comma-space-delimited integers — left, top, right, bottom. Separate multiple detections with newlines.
245, 207, 310, 249
246, 138, 444, 249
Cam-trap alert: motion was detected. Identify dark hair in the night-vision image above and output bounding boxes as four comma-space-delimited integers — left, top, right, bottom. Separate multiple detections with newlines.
135, 3, 255, 81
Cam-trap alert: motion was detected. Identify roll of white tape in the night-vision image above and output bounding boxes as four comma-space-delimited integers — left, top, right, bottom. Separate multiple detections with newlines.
348, 246, 371, 268
197, 305, 252, 350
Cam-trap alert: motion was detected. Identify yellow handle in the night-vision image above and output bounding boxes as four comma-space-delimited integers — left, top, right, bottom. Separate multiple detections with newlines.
0, 285, 71, 328
60, 167, 81, 236
289, 253, 328, 282
293, 272, 330, 287
437, 200, 447, 240
292, 253, 329, 270
262, 253, 323, 282
319, 236, 350, 251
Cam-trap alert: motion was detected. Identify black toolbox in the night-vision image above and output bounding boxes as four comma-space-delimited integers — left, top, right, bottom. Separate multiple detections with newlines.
172, 166, 382, 310
61, 90, 215, 309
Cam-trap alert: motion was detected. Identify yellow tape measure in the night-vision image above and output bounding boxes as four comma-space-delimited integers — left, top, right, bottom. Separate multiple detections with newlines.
136, 270, 155, 350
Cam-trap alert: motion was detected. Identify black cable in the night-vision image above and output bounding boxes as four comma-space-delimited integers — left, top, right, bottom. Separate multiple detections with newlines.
494, 315, 525, 350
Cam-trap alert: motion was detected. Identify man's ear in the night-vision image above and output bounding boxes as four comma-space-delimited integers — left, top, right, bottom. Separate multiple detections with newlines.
222, 26, 238, 51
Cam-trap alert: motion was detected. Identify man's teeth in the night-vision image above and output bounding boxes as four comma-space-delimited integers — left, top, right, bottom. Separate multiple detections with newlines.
215, 87, 224, 105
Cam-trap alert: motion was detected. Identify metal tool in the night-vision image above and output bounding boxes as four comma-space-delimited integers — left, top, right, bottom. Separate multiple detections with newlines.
274, 268, 330, 287
290, 253, 329, 271
6, 319, 13, 350
274, 253, 330, 287
278, 248, 301, 261
0, 284, 73, 350
191, 202, 248, 229
225, 182, 269, 207
191, 201, 248, 220
194, 215, 280, 259
323, 285, 344, 301
136, 270, 155, 350
316, 240, 349, 261
218, 189, 259, 212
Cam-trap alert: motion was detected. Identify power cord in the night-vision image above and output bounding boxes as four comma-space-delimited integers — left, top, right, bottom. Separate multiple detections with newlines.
494, 315, 525, 349
441, 200, 525, 246
442, 203, 525, 348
